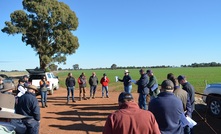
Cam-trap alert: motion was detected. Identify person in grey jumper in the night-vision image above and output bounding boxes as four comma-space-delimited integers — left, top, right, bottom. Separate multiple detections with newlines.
89, 72, 98, 99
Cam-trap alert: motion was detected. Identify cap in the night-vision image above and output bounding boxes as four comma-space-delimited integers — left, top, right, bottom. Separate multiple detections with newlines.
118, 92, 133, 103
19, 77, 26, 82
177, 75, 185, 81
146, 70, 153, 74
161, 80, 174, 90
103, 73, 106, 76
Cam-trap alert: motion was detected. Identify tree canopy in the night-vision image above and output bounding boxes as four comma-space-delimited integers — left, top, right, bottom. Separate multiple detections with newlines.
2, 0, 79, 69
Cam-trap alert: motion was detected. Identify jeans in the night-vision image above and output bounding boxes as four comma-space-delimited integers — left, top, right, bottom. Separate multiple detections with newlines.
102, 86, 108, 97
67, 86, 75, 102
138, 93, 147, 110
23, 118, 39, 134
41, 91, 47, 106
10, 119, 27, 134
90, 85, 97, 96
124, 85, 132, 93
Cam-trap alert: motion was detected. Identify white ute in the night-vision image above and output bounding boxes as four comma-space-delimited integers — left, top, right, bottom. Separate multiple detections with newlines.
26, 69, 59, 95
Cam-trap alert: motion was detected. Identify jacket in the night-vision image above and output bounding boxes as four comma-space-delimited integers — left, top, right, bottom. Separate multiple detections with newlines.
65, 76, 75, 87
181, 82, 195, 113
136, 73, 149, 94
118, 75, 132, 87
15, 92, 40, 121
78, 76, 86, 88
103, 101, 160, 134
100, 77, 109, 86
39, 80, 50, 92
149, 92, 184, 134
89, 76, 98, 86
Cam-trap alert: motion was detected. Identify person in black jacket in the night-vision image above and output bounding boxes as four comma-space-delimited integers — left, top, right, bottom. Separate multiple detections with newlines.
65, 72, 76, 103
136, 69, 149, 110
89, 72, 98, 99
118, 70, 132, 93
15, 85, 40, 134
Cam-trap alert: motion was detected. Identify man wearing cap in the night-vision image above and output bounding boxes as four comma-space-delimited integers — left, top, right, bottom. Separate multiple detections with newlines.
149, 80, 184, 134
103, 92, 160, 134
15, 85, 40, 134
118, 70, 133, 93
136, 69, 149, 110
100, 73, 110, 98
146, 70, 159, 102
16, 77, 27, 97
0, 93, 26, 134
22, 75, 30, 88
178, 75, 195, 134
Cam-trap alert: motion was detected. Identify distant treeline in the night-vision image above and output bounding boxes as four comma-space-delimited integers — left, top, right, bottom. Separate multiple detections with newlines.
181, 62, 221, 67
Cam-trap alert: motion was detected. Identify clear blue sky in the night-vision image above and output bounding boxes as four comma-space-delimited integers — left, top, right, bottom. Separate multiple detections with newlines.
0, 0, 221, 71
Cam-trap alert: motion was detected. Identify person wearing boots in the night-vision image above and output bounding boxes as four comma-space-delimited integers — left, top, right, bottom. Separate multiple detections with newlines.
39, 76, 50, 108
89, 72, 98, 99
78, 72, 87, 100
65, 72, 76, 103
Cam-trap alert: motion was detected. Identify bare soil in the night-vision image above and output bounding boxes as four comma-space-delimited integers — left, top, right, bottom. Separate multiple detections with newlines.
35, 87, 221, 134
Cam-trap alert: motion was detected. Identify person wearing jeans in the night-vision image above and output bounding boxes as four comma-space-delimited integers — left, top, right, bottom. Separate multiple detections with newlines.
118, 70, 132, 93
100, 73, 110, 98
39, 76, 49, 108
65, 72, 76, 103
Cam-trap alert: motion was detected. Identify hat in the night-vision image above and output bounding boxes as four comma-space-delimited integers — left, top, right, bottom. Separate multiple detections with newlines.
146, 70, 153, 74
19, 77, 26, 82
177, 75, 185, 81
124, 70, 129, 73
161, 80, 174, 90
27, 85, 38, 92
118, 92, 133, 103
0, 93, 26, 119
103, 73, 106, 76
0, 83, 15, 93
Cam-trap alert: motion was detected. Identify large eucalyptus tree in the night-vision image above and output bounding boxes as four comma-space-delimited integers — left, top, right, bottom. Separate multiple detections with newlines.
2, 0, 79, 69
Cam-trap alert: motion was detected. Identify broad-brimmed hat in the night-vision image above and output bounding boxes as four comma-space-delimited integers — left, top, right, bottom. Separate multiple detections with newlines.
0, 93, 26, 119
124, 70, 129, 73
0, 83, 15, 93
27, 85, 38, 92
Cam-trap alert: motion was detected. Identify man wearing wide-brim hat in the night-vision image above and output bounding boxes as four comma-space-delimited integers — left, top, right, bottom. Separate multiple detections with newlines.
0, 93, 26, 133
0, 82, 16, 95
118, 70, 133, 93
15, 85, 40, 134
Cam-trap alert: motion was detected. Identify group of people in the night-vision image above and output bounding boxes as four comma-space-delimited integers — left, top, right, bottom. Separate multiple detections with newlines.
65, 72, 110, 104
103, 68, 196, 134
0, 75, 42, 134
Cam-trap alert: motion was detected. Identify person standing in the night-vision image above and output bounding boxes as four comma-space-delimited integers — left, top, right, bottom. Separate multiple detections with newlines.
39, 76, 50, 108
65, 72, 76, 104
118, 70, 132, 93
89, 72, 98, 99
100, 73, 110, 98
146, 70, 159, 102
167, 73, 192, 117
15, 85, 40, 134
149, 80, 184, 134
78, 72, 87, 100
17, 77, 27, 97
178, 75, 195, 134
103, 92, 160, 134
136, 69, 149, 110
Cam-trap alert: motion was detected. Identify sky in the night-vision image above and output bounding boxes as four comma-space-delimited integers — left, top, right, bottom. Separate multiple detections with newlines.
0, 0, 221, 71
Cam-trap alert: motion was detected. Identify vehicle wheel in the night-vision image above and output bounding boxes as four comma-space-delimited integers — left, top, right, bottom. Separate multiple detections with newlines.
207, 97, 221, 117
48, 89, 54, 95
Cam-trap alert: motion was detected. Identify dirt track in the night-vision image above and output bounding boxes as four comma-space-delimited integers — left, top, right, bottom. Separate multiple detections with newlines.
38, 87, 221, 134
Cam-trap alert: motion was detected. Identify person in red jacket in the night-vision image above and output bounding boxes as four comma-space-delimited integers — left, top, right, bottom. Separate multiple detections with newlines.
103, 92, 160, 134
100, 73, 110, 98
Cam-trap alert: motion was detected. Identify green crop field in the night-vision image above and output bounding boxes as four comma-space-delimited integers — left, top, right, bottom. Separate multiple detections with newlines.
56, 67, 221, 93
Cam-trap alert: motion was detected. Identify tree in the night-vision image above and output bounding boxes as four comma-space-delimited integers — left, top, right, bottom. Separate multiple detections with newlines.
73, 64, 79, 70
49, 63, 58, 71
111, 64, 117, 69
1, 0, 79, 69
